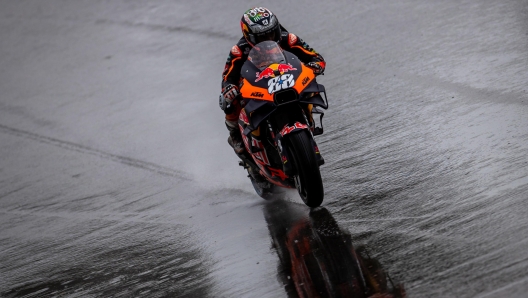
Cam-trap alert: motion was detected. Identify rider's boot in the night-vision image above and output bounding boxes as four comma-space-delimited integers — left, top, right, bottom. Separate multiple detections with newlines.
226, 120, 245, 155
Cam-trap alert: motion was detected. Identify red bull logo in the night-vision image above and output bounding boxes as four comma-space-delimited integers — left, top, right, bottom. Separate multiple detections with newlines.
255, 63, 297, 82
280, 122, 308, 137
277, 63, 296, 73
255, 67, 275, 82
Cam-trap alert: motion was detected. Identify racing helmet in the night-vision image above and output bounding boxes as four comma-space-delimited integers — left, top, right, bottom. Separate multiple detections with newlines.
240, 7, 282, 46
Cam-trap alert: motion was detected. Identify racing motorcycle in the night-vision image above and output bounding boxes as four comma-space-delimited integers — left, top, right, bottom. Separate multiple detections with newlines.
220, 41, 329, 207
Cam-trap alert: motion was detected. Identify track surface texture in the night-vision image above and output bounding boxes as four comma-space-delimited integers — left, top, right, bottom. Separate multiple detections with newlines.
1, 1, 527, 297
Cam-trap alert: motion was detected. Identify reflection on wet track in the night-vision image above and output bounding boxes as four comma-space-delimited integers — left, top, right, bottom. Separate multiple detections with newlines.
264, 200, 405, 298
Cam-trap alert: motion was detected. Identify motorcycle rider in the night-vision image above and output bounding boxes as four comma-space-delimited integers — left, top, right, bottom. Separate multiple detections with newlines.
220, 7, 326, 156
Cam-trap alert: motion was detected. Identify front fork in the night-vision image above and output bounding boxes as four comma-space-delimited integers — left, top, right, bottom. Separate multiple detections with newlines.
301, 105, 325, 165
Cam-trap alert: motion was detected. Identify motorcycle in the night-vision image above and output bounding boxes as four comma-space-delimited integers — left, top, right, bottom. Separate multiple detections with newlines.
220, 41, 329, 207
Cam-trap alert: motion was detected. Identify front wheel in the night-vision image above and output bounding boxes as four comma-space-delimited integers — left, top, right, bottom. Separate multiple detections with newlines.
287, 130, 324, 207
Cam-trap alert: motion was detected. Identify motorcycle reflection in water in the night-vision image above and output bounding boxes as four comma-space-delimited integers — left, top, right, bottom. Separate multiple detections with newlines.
264, 200, 405, 298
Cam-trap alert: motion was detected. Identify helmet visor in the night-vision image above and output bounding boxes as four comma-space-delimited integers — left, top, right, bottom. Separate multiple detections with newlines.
254, 26, 281, 44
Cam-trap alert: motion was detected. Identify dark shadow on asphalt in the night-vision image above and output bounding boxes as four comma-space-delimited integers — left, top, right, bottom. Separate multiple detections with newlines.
263, 199, 406, 298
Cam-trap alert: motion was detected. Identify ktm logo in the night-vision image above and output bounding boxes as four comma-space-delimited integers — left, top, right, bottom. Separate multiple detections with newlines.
302, 76, 310, 86
251, 92, 264, 98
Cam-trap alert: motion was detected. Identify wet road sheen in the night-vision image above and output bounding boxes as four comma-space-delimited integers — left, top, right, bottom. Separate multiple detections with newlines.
1, 0, 527, 297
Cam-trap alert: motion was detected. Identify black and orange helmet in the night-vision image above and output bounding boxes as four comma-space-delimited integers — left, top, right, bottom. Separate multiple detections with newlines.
240, 7, 282, 46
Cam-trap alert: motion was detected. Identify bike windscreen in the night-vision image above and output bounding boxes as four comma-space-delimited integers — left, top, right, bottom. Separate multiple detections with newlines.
247, 41, 286, 70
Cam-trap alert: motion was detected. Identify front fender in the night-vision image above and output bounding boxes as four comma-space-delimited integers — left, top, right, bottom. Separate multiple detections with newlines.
279, 122, 310, 137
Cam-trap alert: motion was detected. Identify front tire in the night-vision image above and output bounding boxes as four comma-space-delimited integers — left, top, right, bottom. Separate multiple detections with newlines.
287, 130, 324, 207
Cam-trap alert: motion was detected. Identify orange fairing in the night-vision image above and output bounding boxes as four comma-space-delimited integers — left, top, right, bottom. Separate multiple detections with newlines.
240, 79, 274, 101
293, 64, 315, 94
240, 63, 315, 101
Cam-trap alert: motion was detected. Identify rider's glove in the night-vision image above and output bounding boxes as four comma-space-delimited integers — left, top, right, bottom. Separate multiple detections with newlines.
222, 84, 240, 103
219, 84, 240, 112
306, 61, 325, 75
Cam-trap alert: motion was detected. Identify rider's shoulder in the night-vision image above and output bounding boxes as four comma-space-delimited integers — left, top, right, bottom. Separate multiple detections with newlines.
279, 27, 301, 48
229, 37, 251, 57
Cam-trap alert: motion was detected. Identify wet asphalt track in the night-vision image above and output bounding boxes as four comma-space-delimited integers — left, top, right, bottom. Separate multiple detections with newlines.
1, 0, 528, 297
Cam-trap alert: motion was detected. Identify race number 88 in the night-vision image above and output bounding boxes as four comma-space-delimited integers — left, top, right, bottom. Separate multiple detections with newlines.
268, 74, 295, 94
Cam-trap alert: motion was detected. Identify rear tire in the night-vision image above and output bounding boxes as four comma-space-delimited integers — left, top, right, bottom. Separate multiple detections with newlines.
287, 130, 324, 207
